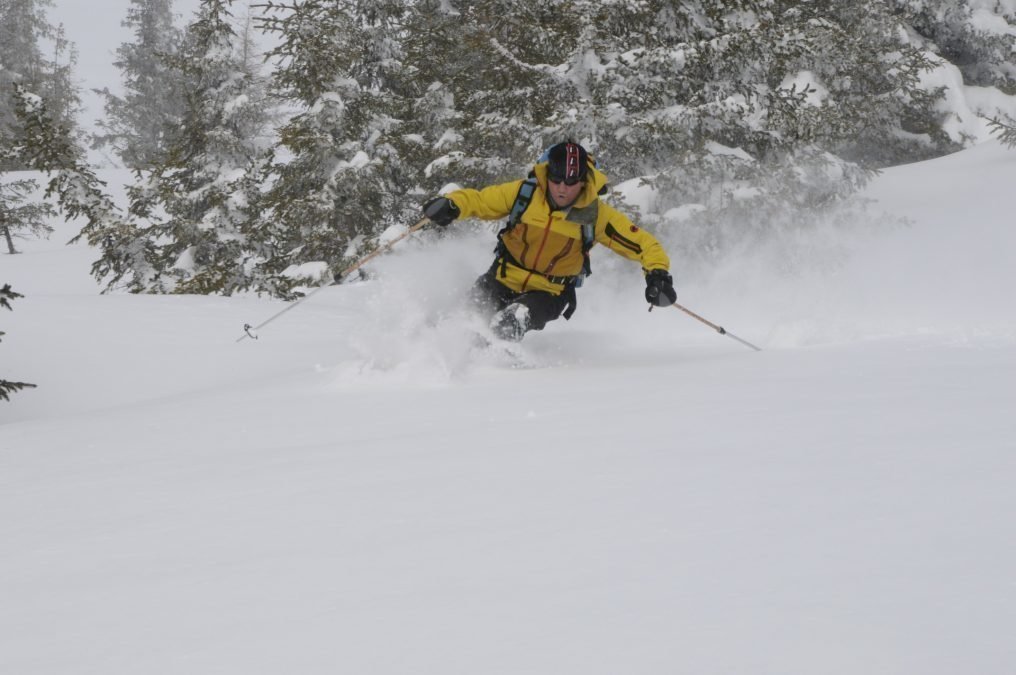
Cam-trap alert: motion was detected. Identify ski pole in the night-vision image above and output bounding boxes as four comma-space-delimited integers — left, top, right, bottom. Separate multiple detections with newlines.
236, 216, 431, 342
653, 301, 762, 352
332, 216, 431, 284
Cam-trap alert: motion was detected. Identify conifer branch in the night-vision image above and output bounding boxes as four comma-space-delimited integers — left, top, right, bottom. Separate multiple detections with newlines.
1, 284, 37, 401
986, 115, 1016, 149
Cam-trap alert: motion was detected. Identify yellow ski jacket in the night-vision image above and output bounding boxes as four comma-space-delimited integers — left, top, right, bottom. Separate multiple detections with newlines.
446, 161, 670, 295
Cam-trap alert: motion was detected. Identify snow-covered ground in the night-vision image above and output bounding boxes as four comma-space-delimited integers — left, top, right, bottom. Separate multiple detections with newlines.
2, 142, 1015, 674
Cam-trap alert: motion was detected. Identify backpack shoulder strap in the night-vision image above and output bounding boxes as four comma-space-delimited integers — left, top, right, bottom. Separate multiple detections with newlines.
508, 175, 538, 229
568, 201, 599, 246
568, 201, 599, 279
495, 176, 539, 279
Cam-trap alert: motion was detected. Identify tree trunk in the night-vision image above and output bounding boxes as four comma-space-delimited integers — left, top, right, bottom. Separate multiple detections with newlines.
1, 222, 17, 254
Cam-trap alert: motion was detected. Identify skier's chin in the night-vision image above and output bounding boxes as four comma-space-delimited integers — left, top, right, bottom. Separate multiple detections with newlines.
549, 194, 577, 210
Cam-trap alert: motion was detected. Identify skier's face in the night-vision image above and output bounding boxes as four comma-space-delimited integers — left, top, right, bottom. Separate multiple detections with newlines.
548, 176, 584, 209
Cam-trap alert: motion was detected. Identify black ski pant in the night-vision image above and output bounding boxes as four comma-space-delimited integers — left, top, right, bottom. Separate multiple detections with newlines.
470, 262, 569, 333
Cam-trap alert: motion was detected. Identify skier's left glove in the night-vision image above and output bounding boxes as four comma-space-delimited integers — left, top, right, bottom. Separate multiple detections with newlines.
422, 196, 460, 226
645, 269, 677, 307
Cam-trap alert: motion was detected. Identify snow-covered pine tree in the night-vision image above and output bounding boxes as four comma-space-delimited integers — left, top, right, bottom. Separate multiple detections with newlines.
393, 3, 829, 252
0, 0, 82, 170
257, 0, 419, 293
889, 0, 1016, 90
769, 1, 946, 167
41, 23, 80, 131
0, 176, 54, 253
92, 0, 187, 169
403, 0, 589, 186
498, 0, 946, 260
6, 81, 153, 290
887, 0, 1016, 150
0, 283, 37, 401
125, 0, 276, 295
398, 1, 468, 194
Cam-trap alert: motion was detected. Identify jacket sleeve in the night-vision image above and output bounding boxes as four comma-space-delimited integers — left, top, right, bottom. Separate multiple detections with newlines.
446, 180, 523, 221
595, 202, 670, 272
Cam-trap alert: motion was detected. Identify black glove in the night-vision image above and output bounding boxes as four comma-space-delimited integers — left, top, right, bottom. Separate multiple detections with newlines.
422, 196, 460, 226
645, 269, 677, 307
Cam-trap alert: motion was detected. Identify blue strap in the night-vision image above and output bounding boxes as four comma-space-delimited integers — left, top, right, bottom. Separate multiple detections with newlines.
508, 177, 538, 228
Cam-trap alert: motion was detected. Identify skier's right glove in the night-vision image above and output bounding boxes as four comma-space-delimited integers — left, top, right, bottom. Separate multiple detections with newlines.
645, 269, 677, 307
422, 196, 460, 226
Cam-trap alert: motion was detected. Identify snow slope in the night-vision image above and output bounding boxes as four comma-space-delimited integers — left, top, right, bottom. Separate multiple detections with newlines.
2, 143, 1015, 674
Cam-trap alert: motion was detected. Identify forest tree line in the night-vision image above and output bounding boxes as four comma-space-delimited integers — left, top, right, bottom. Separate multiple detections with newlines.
2, 0, 1016, 298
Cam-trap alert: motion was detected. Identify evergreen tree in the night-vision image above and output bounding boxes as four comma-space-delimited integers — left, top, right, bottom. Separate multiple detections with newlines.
319, 0, 1010, 274
889, 0, 1016, 90
0, 0, 82, 170
42, 23, 80, 132
1, 283, 37, 402
540, 0, 946, 171
1, 176, 54, 253
126, 0, 276, 294
398, 0, 956, 266
257, 0, 419, 294
599, 1, 943, 257
92, 0, 186, 168
5, 81, 152, 290
403, 0, 587, 185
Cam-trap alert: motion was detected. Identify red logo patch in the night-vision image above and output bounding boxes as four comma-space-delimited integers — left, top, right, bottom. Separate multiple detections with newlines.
630, 225, 639, 233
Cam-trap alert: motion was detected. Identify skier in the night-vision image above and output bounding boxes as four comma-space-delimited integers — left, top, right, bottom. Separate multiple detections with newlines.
422, 141, 677, 341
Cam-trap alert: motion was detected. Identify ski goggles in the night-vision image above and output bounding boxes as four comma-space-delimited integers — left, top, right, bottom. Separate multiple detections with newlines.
547, 173, 584, 186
